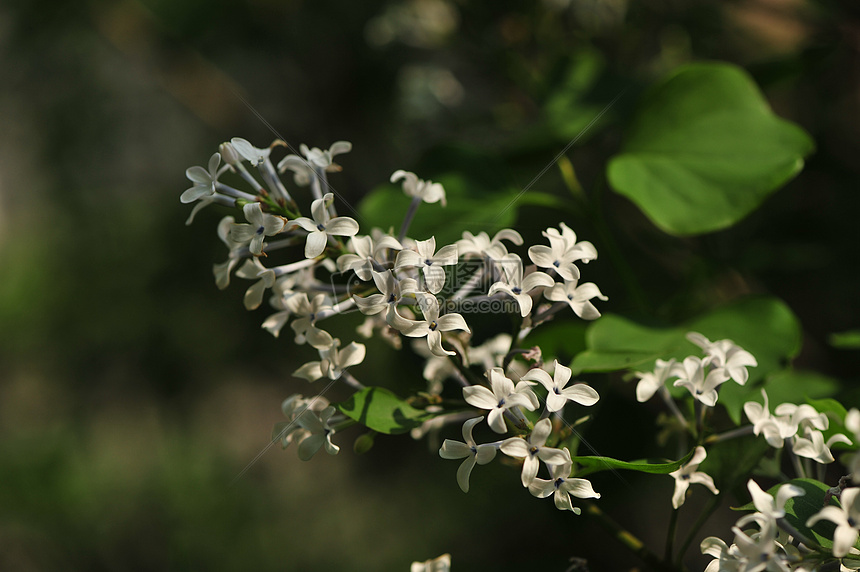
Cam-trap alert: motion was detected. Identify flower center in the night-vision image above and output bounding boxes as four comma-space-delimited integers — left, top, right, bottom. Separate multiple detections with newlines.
317, 223, 326, 231
529, 446, 539, 457
256, 226, 265, 235
497, 398, 506, 408
429, 320, 438, 331
553, 260, 560, 267
554, 477, 564, 489
512, 287, 522, 295
424, 259, 433, 266
387, 293, 397, 304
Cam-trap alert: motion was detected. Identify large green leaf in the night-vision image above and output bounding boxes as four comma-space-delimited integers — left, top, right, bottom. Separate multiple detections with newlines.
573, 448, 694, 478
607, 62, 814, 235
571, 297, 803, 423
336, 387, 435, 435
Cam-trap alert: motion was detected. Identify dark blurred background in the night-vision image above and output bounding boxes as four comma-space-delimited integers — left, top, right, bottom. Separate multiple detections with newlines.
1, 0, 859, 570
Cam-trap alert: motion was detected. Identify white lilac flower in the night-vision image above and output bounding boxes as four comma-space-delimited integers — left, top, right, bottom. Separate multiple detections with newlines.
229, 202, 288, 256
336, 234, 402, 281
544, 278, 608, 320
260, 269, 315, 337
400, 294, 470, 357
391, 170, 447, 206
300, 141, 352, 170
181, 152, 222, 204
500, 418, 569, 486
353, 270, 419, 331
743, 480, 804, 527
295, 405, 341, 460
774, 402, 829, 434
438, 417, 498, 493
410, 553, 451, 572
229, 137, 273, 167
634, 358, 677, 403
467, 333, 514, 372
285, 292, 334, 349
394, 236, 458, 294
488, 253, 554, 317
792, 428, 851, 464
807, 487, 860, 557
272, 394, 331, 448
291, 193, 360, 259
744, 390, 788, 448
456, 229, 523, 262
701, 517, 791, 572
686, 332, 758, 385
671, 356, 730, 407
527, 452, 600, 514
528, 224, 597, 281
668, 446, 719, 509
521, 360, 598, 413
293, 339, 366, 382
213, 215, 245, 290
463, 368, 538, 434
234, 258, 277, 310
846, 409, 860, 482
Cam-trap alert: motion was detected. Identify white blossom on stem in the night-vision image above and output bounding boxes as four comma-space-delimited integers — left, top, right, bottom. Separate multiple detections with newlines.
792, 428, 851, 464
293, 339, 366, 382
500, 418, 569, 486
634, 358, 677, 403
528, 224, 597, 281
401, 294, 470, 357
544, 278, 608, 320
213, 215, 246, 290
234, 258, 276, 310
285, 293, 334, 349
668, 446, 719, 509
229, 202, 288, 256
353, 270, 419, 332
438, 417, 498, 493
686, 332, 758, 385
295, 405, 341, 460
456, 229, 523, 262
291, 193, 360, 258
181, 152, 222, 204
671, 356, 729, 407
521, 360, 599, 413
527, 452, 600, 514
395, 236, 458, 294
391, 170, 447, 205
463, 368, 538, 433
807, 487, 860, 557
230, 137, 272, 167
488, 253, 554, 317
410, 553, 451, 572
336, 234, 402, 281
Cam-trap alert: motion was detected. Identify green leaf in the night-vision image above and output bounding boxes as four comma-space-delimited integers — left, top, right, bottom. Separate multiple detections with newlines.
607, 62, 814, 235
358, 174, 565, 246
829, 330, 860, 350
571, 296, 802, 424
573, 448, 694, 478
335, 387, 435, 435
734, 479, 837, 550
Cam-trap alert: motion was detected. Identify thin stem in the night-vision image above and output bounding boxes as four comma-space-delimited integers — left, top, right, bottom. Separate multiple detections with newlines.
215, 182, 258, 201
339, 370, 365, 390
665, 507, 679, 563
786, 438, 807, 479
398, 196, 422, 243
704, 425, 754, 444
584, 502, 679, 572
658, 386, 690, 435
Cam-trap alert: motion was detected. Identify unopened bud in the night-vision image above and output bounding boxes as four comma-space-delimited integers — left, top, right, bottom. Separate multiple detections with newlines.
219, 141, 241, 165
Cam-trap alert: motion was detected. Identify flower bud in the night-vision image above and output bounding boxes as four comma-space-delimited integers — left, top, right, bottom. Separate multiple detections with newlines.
219, 141, 241, 165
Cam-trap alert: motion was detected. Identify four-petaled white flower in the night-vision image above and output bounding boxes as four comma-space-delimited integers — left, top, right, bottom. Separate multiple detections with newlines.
353, 270, 418, 331
401, 294, 470, 357
672, 356, 730, 407
395, 236, 458, 294
745, 479, 804, 525
285, 292, 334, 349
181, 152, 222, 204
438, 417, 498, 493
295, 405, 340, 460
293, 338, 367, 382
792, 427, 851, 464
301, 141, 352, 169
500, 418, 569, 486
229, 202, 288, 256
230, 137, 272, 167
336, 234, 402, 281
544, 278, 608, 320
807, 487, 860, 557
392, 170, 447, 206
488, 253, 554, 317
463, 368, 538, 433
291, 193, 360, 258
527, 452, 600, 514
686, 332, 758, 385
456, 229, 523, 262
521, 360, 599, 413
634, 358, 677, 403
668, 446, 719, 509
235, 258, 276, 310
213, 215, 245, 290
528, 224, 597, 281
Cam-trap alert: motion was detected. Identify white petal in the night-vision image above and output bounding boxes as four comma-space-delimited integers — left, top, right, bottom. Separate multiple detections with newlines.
305, 231, 328, 258
325, 217, 360, 236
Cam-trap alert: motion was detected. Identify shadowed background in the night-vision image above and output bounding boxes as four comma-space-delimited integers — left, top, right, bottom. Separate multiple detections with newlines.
1, 0, 859, 570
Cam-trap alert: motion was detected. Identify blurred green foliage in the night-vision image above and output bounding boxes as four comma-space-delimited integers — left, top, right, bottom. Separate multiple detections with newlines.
2, 0, 860, 570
